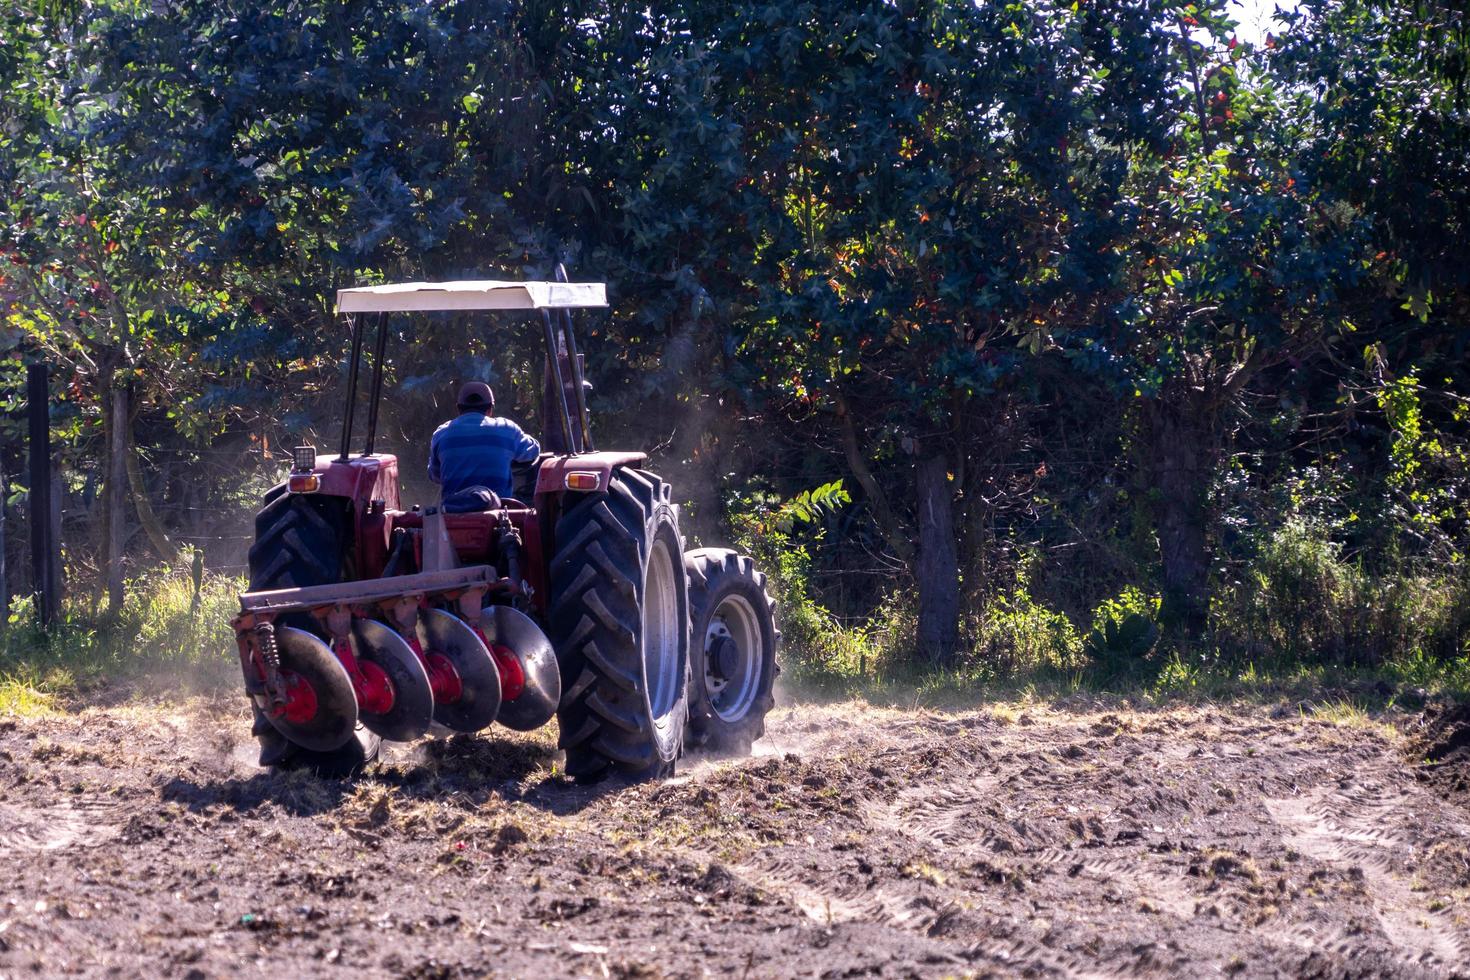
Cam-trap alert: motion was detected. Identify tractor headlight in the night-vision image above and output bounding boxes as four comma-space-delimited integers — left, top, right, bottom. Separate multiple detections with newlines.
291, 444, 317, 473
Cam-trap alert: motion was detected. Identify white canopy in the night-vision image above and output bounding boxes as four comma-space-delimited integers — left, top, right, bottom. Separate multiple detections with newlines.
336, 280, 607, 314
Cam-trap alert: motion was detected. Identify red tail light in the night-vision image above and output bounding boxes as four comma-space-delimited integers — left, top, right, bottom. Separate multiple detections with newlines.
564, 471, 601, 491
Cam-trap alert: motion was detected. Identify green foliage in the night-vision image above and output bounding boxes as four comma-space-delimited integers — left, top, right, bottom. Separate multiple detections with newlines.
973, 584, 1085, 676
1214, 520, 1470, 667
1084, 587, 1161, 678
729, 481, 899, 685
0, 570, 243, 704
0, 0, 1467, 696
743, 480, 851, 536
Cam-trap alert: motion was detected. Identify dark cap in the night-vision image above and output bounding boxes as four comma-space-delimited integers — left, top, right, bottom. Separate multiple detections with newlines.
457, 381, 494, 412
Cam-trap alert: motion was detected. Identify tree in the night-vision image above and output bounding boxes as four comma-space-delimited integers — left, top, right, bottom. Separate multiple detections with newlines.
1053, 2, 1363, 632
638, 0, 1185, 663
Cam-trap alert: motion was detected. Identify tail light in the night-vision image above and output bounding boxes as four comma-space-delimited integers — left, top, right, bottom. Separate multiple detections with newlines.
289, 473, 321, 494
564, 471, 601, 491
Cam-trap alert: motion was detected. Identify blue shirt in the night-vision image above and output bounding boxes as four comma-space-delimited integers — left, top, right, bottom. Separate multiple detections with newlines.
428, 413, 540, 499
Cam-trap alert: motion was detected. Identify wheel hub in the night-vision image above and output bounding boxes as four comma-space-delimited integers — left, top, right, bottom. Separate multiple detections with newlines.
702, 598, 763, 723
709, 634, 740, 680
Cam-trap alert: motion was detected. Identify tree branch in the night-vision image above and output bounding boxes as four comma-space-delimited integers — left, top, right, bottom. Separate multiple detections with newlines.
833, 394, 914, 561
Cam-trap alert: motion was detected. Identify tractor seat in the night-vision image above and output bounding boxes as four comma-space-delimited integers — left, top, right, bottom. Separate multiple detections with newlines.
441, 486, 502, 513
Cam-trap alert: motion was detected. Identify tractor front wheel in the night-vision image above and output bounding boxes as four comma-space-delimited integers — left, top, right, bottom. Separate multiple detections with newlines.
684, 549, 778, 755
549, 469, 690, 781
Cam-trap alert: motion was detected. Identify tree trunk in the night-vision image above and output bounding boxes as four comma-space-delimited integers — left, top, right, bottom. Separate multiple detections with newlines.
915, 454, 960, 666
1141, 393, 1213, 635
0, 459, 8, 622
105, 386, 129, 615
123, 393, 177, 561
834, 396, 913, 562
49, 459, 63, 610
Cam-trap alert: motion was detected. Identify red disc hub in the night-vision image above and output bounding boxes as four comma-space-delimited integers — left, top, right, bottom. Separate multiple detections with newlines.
332, 637, 397, 716
273, 670, 319, 725
355, 659, 396, 716
490, 644, 526, 701
424, 652, 464, 703
408, 636, 463, 704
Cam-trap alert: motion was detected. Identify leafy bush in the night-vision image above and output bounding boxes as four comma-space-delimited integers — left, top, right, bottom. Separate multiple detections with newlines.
1215, 520, 1470, 668
729, 481, 886, 685
0, 567, 243, 710
1084, 587, 1162, 682
972, 585, 1084, 676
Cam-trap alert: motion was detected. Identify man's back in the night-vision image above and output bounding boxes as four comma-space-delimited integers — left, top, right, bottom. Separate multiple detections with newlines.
429, 412, 540, 499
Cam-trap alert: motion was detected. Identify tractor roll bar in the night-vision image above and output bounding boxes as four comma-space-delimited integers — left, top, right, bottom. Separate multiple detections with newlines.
555, 263, 595, 453
339, 313, 366, 462
541, 309, 578, 454
363, 312, 389, 455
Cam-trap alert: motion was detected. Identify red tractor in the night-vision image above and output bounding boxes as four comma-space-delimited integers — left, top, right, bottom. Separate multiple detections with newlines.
233, 277, 778, 780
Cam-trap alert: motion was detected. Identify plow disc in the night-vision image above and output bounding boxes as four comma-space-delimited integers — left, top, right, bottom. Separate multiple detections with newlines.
418, 609, 502, 733
265, 627, 359, 752
352, 618, 436, 742
483, 606, 561, 732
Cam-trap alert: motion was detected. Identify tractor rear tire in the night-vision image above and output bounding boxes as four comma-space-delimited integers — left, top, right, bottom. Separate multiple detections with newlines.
684, 549, 779, 755
549, 469, 690, 781
248, 488, 354, 590
246, 492, 380, 776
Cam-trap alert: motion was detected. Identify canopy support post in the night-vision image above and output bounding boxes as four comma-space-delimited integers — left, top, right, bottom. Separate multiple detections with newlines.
339, 313, 364, 462
553, 264, 595, 453
363, 312, 389, 456
540, 310, 577, 454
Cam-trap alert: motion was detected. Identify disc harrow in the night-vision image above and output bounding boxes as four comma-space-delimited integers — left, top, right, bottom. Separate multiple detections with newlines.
234, 566, 557, 752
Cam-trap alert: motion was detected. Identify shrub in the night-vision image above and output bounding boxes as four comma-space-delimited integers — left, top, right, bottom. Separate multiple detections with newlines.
1215, 520, 1470, 668
0, 566, 244, 707
1084, 587, 1162, 683
972, 585, 1084, 676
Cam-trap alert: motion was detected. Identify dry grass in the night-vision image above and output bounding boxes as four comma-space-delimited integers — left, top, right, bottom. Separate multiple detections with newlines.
0, 678, 59, 718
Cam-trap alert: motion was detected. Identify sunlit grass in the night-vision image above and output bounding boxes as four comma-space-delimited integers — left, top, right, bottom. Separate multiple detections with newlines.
0, 569, 244, 710
1303, 697, 1377, 729
0, 677, 59, 717
778, 638, 1470, 718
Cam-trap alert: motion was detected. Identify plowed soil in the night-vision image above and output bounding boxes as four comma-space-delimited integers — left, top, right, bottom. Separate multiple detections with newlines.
2, 697, 1469, 978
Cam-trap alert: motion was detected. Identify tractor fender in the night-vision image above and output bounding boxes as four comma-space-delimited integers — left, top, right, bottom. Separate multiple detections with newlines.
534, 452, 648, 495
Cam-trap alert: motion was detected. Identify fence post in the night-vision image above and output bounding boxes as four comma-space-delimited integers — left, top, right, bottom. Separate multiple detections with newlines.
49, 457, 62, 609
106, 386, 128, 615
0, 459, 8, 623
27, 363, 56, 626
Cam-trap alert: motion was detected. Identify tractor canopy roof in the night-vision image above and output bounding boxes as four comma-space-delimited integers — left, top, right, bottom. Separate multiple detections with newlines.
336, 280, 606, 314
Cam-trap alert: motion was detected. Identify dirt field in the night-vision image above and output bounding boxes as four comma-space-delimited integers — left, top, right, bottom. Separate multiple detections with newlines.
2, 694, 1469, 978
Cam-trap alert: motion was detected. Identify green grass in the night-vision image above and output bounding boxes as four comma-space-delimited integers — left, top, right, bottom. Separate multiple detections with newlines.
4, 549, 1466, 727
1303, 697, 1375, 728
0, 677, 58, 716
0, 570, 244, 716
777, 643, 1470, 717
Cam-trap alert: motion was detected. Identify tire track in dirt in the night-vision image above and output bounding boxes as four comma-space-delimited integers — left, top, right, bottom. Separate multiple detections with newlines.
0, 800, 122, 854
1267, 777, 1470, 972
684, 706, 1470, 977
683, 715, 1190, 977
855, 732, 1222, 973
6, 698, 1470, 978
676, 713, 1124, 976
719, 852, 1112, 979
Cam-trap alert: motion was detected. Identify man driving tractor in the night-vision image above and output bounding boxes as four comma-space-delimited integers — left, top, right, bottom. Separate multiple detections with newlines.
428, 380, 540, 502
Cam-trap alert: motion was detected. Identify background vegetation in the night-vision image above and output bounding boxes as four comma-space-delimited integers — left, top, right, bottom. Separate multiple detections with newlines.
1, 0, 1467, 702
